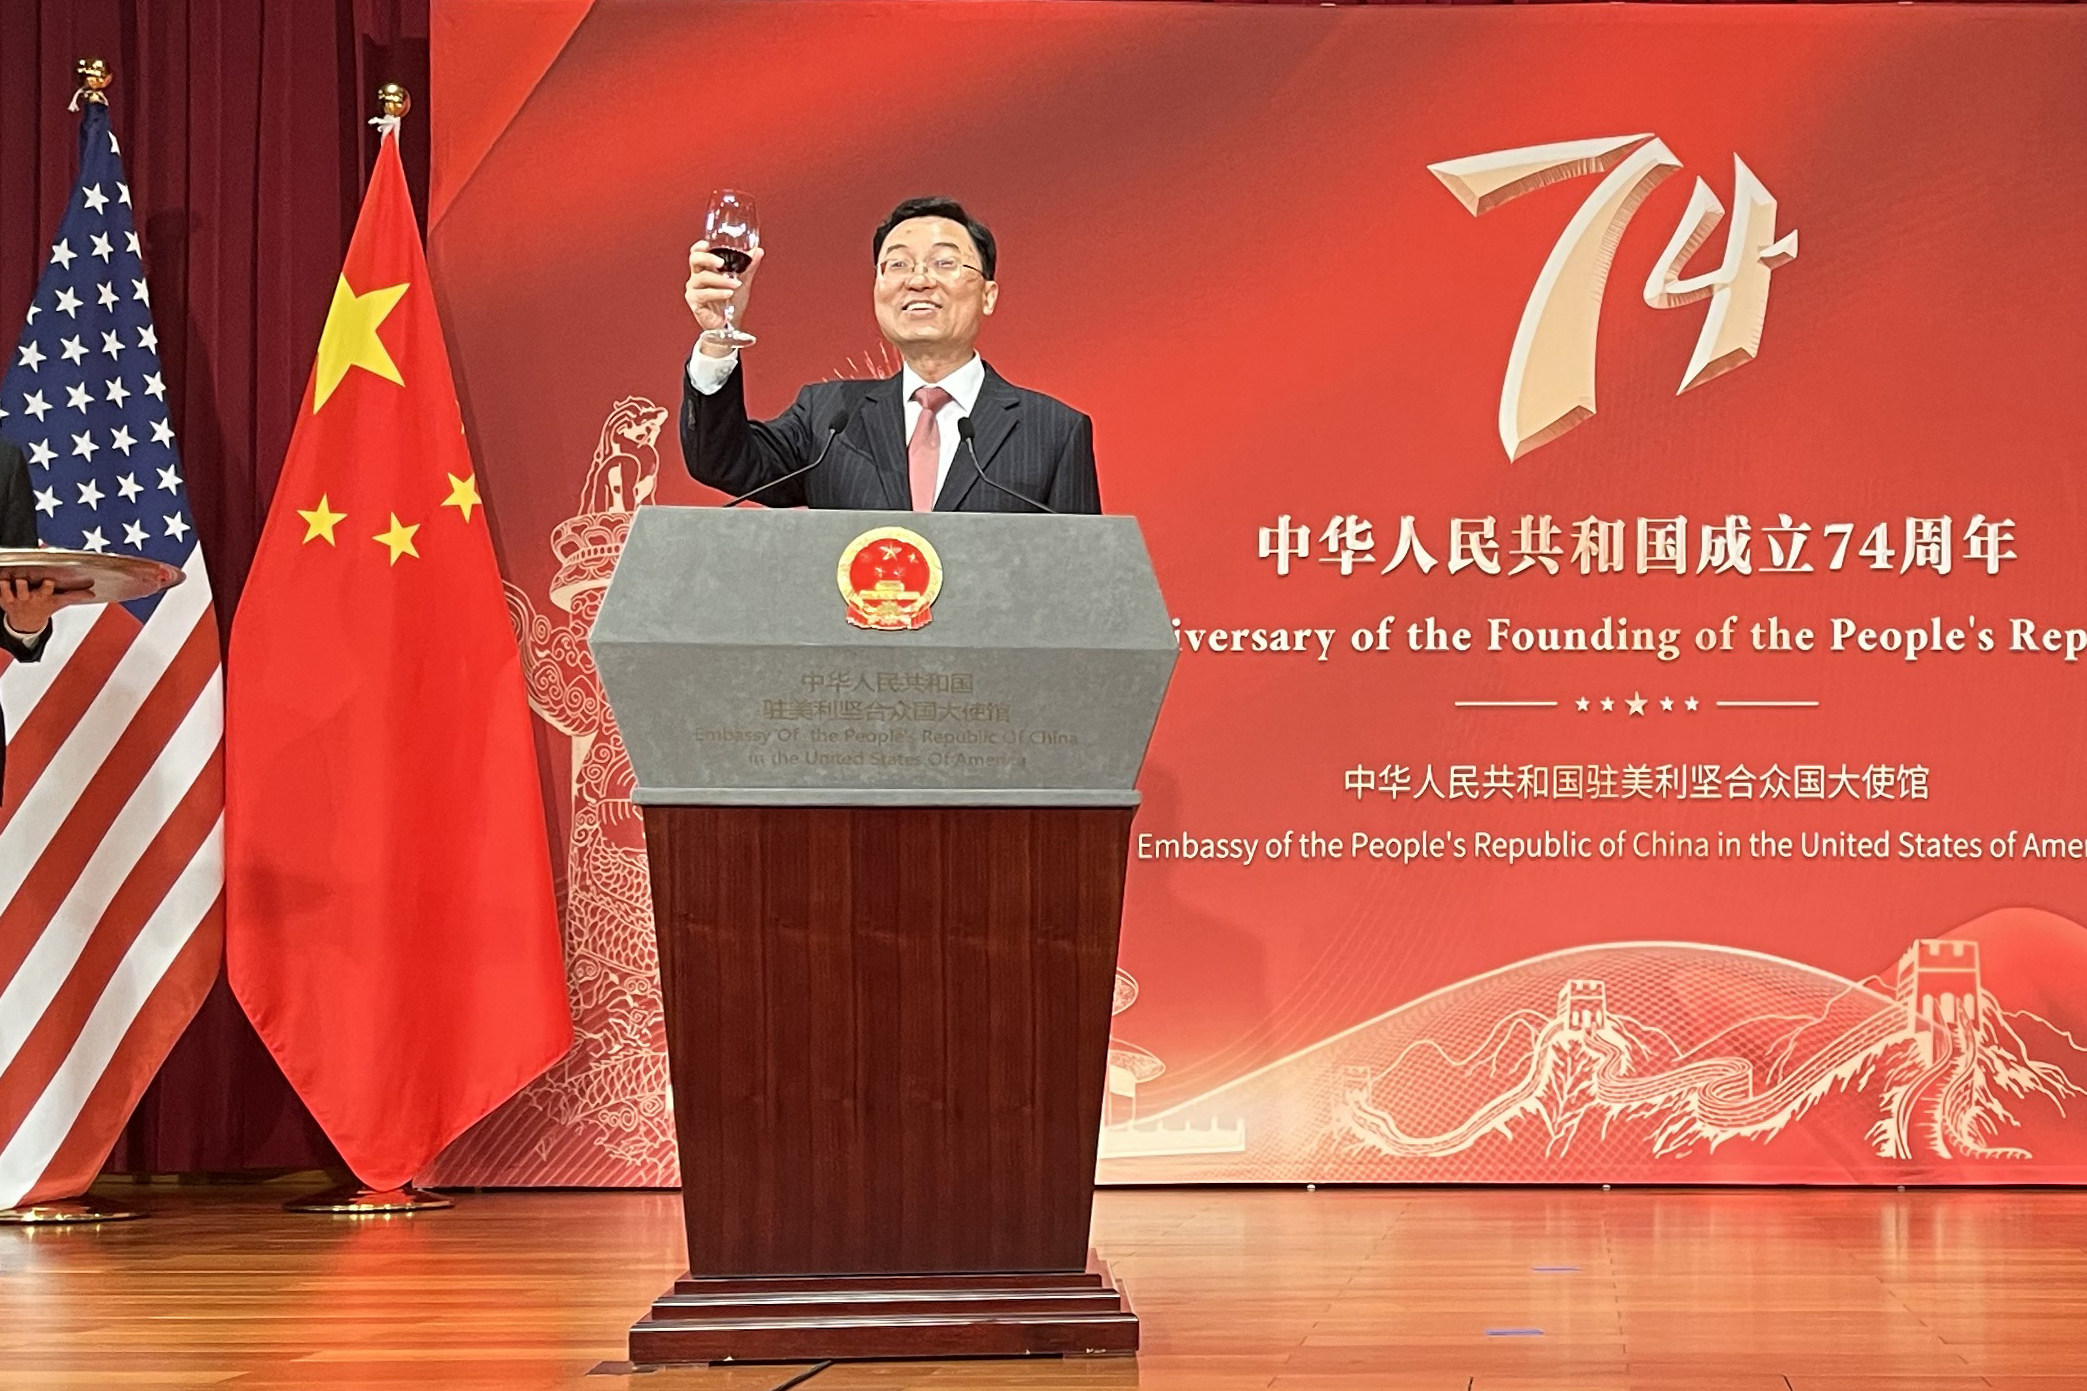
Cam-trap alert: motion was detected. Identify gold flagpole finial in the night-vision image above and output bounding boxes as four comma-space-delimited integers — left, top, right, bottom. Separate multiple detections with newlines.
74, 57, 112, 107
376, 83, 412, 120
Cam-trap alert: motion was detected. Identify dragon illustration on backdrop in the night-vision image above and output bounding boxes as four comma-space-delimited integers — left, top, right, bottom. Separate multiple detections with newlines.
424, 397, 678, 1185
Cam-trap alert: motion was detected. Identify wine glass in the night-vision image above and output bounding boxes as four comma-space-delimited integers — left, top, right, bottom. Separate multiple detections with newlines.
701, 188, 760, 349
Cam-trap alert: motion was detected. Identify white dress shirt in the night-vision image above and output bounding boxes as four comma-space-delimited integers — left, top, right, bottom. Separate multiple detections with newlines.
687, 348, 985, 502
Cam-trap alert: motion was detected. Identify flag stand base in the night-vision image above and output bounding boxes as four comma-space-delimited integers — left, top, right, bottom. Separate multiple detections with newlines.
0, 1196, 147, 1225
283, 1184, 454, 1215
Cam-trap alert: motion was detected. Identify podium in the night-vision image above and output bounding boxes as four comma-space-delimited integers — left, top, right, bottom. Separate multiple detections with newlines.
591, 507, 1175, 1365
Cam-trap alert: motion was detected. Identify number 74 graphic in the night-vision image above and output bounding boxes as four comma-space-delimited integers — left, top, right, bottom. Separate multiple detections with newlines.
1429, 135, 1798, 462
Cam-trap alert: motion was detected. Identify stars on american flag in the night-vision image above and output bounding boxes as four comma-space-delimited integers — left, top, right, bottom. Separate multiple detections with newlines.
0, 124, 196, 602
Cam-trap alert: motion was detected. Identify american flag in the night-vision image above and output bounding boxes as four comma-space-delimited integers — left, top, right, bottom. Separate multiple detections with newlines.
0, 99, 223, 1210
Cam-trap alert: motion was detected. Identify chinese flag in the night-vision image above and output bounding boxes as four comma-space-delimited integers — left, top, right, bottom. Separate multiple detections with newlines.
225, 124, 569, 1191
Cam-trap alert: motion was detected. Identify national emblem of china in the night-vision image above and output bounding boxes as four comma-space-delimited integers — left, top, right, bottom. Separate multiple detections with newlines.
837, 526, 943, 631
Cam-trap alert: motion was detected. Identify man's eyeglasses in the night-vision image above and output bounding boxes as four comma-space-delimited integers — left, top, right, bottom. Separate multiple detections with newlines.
877, 254, 984, 284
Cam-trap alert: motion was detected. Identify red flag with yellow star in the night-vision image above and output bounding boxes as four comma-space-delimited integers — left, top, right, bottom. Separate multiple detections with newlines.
224, 122, 568, 1192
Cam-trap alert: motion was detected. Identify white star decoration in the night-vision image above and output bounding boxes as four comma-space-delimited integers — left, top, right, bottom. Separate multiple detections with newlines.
1573, 694, 1704, 714
14, 148, 198, 579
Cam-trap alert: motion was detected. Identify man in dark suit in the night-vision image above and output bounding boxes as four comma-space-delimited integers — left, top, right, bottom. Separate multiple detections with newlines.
680, 197, 1100, 514
0, 436, 59, 795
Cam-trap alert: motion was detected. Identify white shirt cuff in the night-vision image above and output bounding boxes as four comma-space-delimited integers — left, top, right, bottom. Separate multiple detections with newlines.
686, 345, 740, 395
4, 616, 45, 643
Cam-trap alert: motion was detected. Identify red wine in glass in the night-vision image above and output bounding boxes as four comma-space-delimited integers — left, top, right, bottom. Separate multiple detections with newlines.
702, 189, 760, 348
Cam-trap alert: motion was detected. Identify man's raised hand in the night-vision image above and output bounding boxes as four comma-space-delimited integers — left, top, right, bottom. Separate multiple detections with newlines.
686, 239, 764, 356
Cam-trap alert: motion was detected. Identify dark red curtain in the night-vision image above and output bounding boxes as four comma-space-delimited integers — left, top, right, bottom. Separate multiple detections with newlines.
1, 0, 2071, 1176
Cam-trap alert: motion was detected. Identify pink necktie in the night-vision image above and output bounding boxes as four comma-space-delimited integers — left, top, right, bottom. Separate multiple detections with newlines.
908, 385, 953, 510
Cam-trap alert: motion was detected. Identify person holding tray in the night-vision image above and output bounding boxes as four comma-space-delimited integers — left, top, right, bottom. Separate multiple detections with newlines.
0, 436, 60, 793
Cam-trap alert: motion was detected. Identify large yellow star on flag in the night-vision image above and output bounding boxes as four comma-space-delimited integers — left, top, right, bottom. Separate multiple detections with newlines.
313, 274, 409, 411
298, 494, 346, 545
441, 472, 481, 522
373, 513, 421, 564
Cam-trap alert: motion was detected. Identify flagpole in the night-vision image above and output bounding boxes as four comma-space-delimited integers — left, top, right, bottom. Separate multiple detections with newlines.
0, 54, 149, 1231
277, 82, 454, 1220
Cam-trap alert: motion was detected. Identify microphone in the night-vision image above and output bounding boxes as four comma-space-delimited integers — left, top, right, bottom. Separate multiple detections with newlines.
957, 414, 1058, 514
722, 406, 854, 508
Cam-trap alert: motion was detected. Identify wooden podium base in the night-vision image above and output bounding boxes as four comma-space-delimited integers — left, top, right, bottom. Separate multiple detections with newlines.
635, 803, 1142, 1366
630, 1268, 1137, 1364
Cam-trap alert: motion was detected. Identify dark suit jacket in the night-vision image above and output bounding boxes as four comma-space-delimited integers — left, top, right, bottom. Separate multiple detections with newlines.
680, 357, 1102, 514
1, 436, 52, 797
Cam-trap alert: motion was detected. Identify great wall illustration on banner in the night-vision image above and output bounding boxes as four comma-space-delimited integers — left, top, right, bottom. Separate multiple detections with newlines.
1098, 920, 2087, 1183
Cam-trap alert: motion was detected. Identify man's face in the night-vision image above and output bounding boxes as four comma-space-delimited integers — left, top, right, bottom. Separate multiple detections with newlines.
872, 216, 998, 353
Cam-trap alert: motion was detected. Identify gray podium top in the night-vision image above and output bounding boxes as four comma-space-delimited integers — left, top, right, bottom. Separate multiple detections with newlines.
590, 507, 1175, 807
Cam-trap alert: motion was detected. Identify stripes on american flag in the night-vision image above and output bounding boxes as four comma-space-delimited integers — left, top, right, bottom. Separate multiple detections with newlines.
0, 100, 223, 1210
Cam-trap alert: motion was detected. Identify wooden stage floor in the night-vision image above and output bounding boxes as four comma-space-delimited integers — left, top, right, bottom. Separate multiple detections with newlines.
3, 1182, 2085, 1390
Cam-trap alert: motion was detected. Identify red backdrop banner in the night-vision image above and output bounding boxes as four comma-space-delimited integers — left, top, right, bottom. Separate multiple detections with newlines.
424, 0, 2087, 1186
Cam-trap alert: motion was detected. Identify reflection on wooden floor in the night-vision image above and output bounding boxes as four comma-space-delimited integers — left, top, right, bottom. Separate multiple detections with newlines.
3, 1182, 2085, 1389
